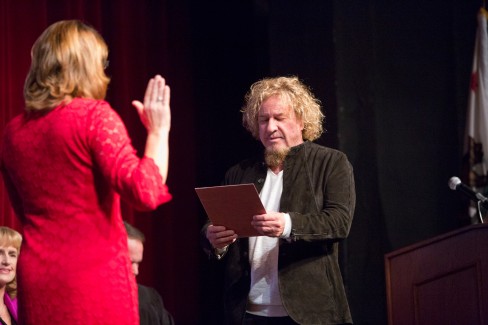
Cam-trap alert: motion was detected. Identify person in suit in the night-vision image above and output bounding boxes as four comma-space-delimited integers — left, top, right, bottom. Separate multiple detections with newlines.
124, 222, 175, 325
201, 76, 356, 324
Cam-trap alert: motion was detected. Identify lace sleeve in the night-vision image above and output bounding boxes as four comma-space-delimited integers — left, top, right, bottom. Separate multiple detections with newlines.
87, 101, 172, 210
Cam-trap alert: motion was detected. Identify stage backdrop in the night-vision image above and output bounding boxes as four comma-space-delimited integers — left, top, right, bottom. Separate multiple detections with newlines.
1, 0, 484, 324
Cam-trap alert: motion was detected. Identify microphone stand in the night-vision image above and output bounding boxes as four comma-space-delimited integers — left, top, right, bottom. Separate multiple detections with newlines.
476, 200, 485, 224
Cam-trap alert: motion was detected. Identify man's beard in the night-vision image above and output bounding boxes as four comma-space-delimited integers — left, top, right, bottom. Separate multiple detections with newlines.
264, 147, 290, 169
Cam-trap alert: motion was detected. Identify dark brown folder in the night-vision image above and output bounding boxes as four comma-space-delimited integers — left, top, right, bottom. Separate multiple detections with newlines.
195, 184, 266, 237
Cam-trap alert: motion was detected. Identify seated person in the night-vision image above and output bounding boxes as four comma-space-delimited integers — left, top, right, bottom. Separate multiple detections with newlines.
0, 226, 22, 325
124, 222, 174, 325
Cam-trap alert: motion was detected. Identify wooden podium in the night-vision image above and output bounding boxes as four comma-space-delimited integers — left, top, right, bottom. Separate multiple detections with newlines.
384, 224, 488, 325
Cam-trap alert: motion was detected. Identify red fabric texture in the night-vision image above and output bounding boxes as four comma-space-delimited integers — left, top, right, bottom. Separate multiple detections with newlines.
0, 98, 172, 324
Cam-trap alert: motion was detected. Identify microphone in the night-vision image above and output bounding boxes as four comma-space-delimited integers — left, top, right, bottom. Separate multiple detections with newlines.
448, 176, 488, 207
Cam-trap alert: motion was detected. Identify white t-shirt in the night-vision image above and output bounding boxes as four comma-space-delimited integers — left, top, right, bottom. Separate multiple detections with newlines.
247, 169, 290, 316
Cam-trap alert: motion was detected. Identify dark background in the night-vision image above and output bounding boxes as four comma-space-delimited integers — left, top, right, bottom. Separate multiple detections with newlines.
0, 0, 481, 324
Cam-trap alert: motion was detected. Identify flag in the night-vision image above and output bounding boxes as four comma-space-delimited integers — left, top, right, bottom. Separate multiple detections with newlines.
463, 8, 488, 223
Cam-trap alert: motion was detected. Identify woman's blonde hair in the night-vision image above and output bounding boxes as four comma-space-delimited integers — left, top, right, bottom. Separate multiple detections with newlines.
0, 227, 22, 299
24, 20, 110, 111
241, 76, 324, 141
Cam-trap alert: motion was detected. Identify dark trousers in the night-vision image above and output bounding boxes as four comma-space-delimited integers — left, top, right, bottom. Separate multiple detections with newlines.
243, 313, 298, 325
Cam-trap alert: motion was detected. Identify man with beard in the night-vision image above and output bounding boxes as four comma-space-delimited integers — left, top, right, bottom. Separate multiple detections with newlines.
202, 76, 356, 324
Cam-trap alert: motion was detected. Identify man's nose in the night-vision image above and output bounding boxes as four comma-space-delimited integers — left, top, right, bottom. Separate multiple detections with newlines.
266, 119, 277, 131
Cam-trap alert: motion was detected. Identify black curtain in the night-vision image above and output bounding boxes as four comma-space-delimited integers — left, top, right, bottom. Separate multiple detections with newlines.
191, 0, 481, 324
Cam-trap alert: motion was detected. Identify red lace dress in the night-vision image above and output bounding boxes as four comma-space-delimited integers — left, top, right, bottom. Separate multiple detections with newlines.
0, 98, 172, 324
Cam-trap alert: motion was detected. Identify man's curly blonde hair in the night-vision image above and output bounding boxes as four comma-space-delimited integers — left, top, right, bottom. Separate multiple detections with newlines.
241, 76, 324, 141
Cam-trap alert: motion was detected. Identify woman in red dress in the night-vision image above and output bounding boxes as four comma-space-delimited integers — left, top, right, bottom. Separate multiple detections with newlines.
0, 20, 172, 324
